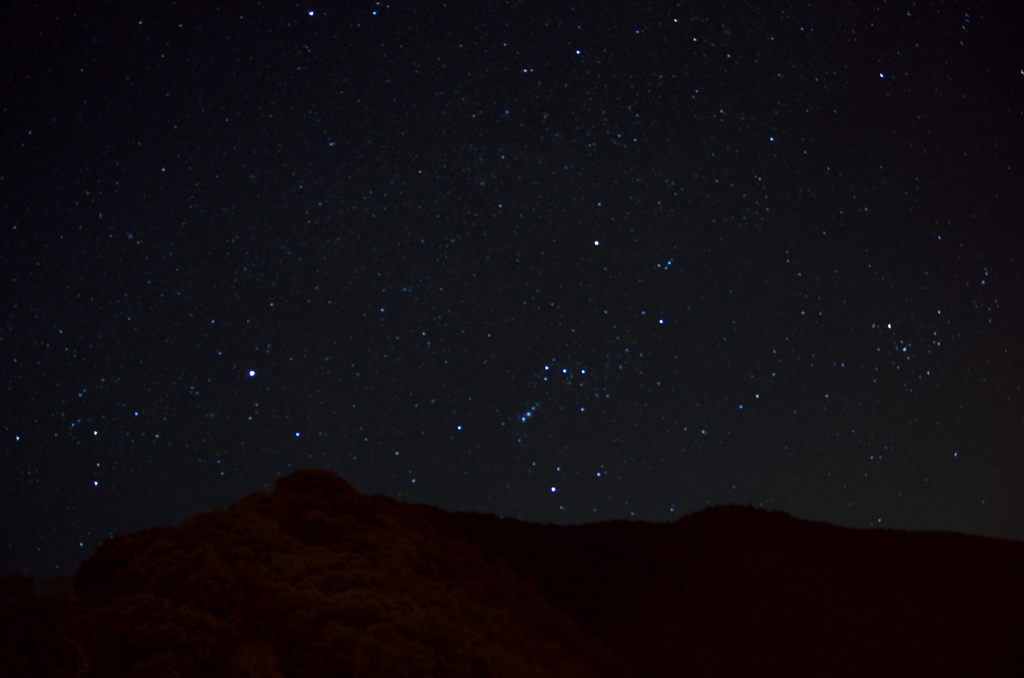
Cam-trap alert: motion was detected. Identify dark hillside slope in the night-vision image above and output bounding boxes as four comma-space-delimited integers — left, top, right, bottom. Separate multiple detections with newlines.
2, 469, 1022, 677
1, 470, 629, 678
435, 504, 1024, 676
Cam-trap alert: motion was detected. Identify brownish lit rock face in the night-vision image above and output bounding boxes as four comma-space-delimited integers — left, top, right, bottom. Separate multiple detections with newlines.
2, 468, 1023, 677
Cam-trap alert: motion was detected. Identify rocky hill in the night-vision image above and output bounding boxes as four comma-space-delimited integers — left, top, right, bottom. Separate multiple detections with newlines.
2, 468, 1022, 676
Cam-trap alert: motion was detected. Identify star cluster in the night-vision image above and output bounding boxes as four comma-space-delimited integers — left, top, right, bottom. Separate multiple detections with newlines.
2, 0, 1022, 579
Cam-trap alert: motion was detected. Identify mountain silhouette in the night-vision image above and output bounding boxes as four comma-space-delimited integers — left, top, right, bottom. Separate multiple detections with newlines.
2, 468, 1022, 676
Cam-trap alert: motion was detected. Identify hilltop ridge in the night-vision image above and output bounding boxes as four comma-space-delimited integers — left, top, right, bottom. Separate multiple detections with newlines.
2, 468, 1022, 677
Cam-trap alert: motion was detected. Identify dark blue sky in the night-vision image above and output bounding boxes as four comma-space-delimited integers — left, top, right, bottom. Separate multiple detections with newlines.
3, 0, 1022, 580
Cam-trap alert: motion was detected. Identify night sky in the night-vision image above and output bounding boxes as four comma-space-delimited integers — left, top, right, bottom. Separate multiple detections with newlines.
3, 0, 1022, 580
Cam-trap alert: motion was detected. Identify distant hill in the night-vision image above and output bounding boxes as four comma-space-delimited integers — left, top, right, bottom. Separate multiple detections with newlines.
2, 469, 1022, 677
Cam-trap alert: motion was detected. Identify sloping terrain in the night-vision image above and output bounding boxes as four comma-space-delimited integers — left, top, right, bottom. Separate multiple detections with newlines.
436, 504, 1024, 676
2, 468, 1023, 677
2, 470, 629, 678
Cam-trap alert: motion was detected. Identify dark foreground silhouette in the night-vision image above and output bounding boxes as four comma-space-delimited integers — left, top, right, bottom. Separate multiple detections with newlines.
2, 469, 1022, 677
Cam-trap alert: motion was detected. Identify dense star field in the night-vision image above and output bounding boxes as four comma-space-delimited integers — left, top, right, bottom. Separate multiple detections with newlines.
2, 0, 1022, 579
